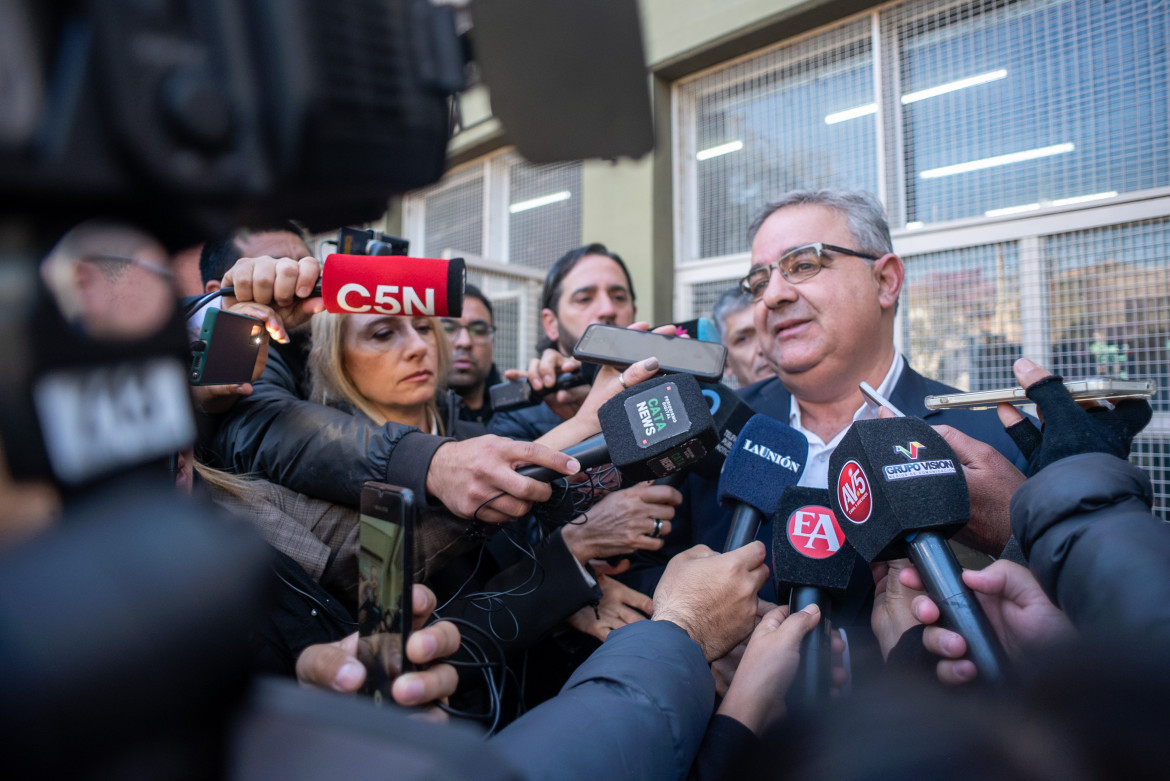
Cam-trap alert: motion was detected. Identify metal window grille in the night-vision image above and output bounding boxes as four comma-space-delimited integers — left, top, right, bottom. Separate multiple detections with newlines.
420, 164, 484, 258
675, 0, 1170, 515
406, 150, 583, 371
900, 242, 1022, 391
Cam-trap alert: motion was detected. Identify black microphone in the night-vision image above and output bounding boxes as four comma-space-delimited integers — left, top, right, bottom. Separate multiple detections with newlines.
828, 416, 1010, 685
772, 487, 856, 704
519, 374, 718, 484
516, 433, 609, 482
489, 372, 589, 414
653, 381, 756, 491
716, 415, 808, 551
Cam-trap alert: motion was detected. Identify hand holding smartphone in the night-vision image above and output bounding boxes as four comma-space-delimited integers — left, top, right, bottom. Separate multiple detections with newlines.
188, 308, 267, 385
572, 323, 727, 382
357, 482, 415, 705
924, 378, 1156, 411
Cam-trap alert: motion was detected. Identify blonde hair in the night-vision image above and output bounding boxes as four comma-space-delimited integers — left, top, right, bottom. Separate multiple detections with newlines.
308, 312, 452, 434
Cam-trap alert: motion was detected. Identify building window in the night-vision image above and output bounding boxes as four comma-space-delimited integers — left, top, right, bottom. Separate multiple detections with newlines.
674, 0, 1170, 515
404, 150, 583, 365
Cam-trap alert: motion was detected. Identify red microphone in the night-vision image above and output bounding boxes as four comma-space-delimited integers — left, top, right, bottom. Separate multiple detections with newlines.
320, 254, 466, 317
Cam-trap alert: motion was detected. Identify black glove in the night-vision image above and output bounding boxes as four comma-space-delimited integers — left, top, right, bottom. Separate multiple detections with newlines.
1005, 375, 1152, 477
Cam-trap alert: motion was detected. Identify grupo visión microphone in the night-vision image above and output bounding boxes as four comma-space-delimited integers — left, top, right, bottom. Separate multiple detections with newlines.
828, 416, 1010, 684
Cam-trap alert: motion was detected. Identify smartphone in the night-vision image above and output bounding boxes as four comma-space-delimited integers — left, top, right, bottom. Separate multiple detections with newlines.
572, 323, 728, 382
357, 482, 415, 705
924, 378, 1157, 411
489, 371, 588, 413
188, 308, 267, 386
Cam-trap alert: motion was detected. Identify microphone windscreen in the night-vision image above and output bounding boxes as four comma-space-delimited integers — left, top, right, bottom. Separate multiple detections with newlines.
716, 414, 808, 517
321, 254, 466, 317
772, 487, 857, 593
691, 381, 756, 479
828, 417, 970, 561
670, 318, 719, 343
598, 373, 717, 482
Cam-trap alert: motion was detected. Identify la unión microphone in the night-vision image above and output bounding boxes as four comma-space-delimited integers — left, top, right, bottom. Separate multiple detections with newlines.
828, 416, 1010, 684
518, 374, 718, 484
717, 414, 808, 551
320, 254, 466, 317
773, 486, 856, 704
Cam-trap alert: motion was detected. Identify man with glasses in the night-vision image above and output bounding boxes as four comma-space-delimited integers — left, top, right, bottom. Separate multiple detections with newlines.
441, 284, 502, 425
623, 191, 1028, 612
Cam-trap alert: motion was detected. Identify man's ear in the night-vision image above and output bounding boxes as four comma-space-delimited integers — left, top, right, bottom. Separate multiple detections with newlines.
874, 253, 904, 310
204, 279, 221, 294
540, 307, 559, 344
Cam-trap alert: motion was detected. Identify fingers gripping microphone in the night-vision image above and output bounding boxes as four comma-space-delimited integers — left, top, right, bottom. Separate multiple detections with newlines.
828, 417, 1010, 684
597, 373, 718, 482
654, 381, 756, 490
321, 254, 466, 317
772, 487, 856, 703
518, 374, 718, 484
717, 415, 808, 551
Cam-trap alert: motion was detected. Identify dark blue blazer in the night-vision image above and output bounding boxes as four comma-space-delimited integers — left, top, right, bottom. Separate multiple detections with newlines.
620, 359, 1028, 627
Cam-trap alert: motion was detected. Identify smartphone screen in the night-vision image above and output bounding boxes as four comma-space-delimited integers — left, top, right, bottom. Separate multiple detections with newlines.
189, 308, 267, 386
572, 323, 727, 382
357, 482, 414, 705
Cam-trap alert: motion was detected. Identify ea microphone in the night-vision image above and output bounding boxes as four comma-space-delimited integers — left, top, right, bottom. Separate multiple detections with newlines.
518, 374, 718, 484
772, 487, 856, 704
716, 415, 808, 551
320, 253, 466, 317
828, 416, 1010, 684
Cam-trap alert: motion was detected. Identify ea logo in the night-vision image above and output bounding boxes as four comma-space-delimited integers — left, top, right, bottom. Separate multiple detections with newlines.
786, 505, 844, 559
837, 460, 872, 524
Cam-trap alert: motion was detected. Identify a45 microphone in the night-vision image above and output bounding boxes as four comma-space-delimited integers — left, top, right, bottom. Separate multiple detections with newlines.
716, 414, 808, 551
828, 415, 1011, 685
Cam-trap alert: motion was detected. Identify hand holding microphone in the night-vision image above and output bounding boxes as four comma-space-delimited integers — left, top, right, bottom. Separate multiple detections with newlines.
828, 414, 1011, 685
899, 558, 1073, 685
218, 252, 467, 340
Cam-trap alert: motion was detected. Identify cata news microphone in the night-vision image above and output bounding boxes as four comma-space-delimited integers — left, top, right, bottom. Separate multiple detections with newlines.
517, 374, 718, 484
717, 415, 808, 551
654, 380, 756, 490
772, 487, 856, 704
828, 415, 1010, 685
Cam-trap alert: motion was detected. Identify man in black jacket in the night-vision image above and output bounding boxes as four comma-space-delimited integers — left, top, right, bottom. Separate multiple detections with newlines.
623, 191, 1027, 607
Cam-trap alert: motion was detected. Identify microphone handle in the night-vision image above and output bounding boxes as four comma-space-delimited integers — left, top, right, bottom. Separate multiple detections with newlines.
906, 532, 1011, 686
723, 504, 763, 552
517, 434, 609, 483
788, 585, 832, 706
654, 472, 688, 490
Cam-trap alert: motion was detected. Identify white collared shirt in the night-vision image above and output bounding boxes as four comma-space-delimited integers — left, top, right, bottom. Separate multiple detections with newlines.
790, 352, 905, 488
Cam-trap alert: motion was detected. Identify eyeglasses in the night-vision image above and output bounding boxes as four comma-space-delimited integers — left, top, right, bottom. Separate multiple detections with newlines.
81, 253, 174, 279
440, 318, 495, 342
738, 243, 880, 301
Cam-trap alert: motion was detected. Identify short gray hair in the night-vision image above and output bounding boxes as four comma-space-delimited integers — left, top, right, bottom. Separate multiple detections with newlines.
711, 286, 753, 342
747, 190, 893, 256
